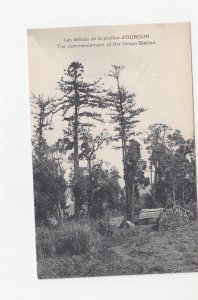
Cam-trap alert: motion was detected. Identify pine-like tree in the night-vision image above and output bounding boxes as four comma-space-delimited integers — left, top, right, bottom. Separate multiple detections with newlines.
57, 62, 104, 218
106, 65, 146, 221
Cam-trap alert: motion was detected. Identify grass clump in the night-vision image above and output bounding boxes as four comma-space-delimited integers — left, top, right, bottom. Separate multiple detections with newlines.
36, 227, 55, 258
54, 223, 91, 255
36, 221, 92, 258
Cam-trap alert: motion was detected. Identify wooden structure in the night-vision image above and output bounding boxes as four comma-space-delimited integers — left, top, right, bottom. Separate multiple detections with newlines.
138, 204, 191, 230
138, 208, 164, 224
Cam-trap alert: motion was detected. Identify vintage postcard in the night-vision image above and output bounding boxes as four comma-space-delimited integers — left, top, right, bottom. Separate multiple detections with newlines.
27, 23, 197, 279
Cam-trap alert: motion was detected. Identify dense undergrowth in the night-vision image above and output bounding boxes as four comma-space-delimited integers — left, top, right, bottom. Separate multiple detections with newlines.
36, 214, 198, 279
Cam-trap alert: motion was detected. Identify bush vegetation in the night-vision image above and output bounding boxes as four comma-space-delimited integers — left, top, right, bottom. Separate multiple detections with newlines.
36, 217, 198, 279
36, 221, 94, 257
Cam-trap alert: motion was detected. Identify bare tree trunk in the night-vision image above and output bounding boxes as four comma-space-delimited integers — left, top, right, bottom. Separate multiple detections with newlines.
125, 182, 132, 221
63, 207, 66, 222
153, 162, 158, 206
122, 137, 132, 221
88, 158, 92, 177
131, 178, 135, 221
73, 75, 80, 219
182, 181, 185, 204
57, 201, 63, 224
150, 161, 155, 207
172, 190, 176, 204
115, 69, 133, 221
87, 158, 93, 218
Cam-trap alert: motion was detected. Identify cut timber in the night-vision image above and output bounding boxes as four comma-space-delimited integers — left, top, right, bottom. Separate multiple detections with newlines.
139, 208, 164, 220
126, 220, 136, 229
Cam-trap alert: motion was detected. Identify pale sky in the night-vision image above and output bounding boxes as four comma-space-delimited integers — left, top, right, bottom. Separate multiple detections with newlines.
27, 23, 194, 181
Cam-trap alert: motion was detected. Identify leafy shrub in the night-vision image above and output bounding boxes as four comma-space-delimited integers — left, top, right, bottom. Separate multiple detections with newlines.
33, 157, 67, 226
141, 192, 153, 209
97, 220, 113, 237
55, 224, 91, 255
36, 222, 92, 257
36, 227, 55, 258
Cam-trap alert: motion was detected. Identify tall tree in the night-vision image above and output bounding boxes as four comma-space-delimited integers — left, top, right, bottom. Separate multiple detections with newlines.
144, 124, 196, 208
126, 140, 149, 214
31, 93, 57, 158
71, 162, 122, 219
106, 65, 146, 221
143, 123, 172, 205
88, 164, 122, 217
33, 156, 67, 225
49, 139, 71, 222
104, 167, 121, 210
31, 94, 67, 224
78, 129, 111, 216
57, 62, 104, 218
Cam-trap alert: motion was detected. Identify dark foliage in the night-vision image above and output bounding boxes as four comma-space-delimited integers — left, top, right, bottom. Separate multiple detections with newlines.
97, 220, 113, 237
33, 156, 66, 225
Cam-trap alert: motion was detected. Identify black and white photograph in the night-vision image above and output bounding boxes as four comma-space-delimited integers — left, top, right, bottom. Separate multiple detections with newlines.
27, 22, 197, 279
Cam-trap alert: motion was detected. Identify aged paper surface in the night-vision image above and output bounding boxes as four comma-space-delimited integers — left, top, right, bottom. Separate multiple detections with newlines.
27, 23, 197, 279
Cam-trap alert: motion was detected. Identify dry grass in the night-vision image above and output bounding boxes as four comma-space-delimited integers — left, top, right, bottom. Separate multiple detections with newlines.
123, 222, 198, 274
36, 218, 198, 279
